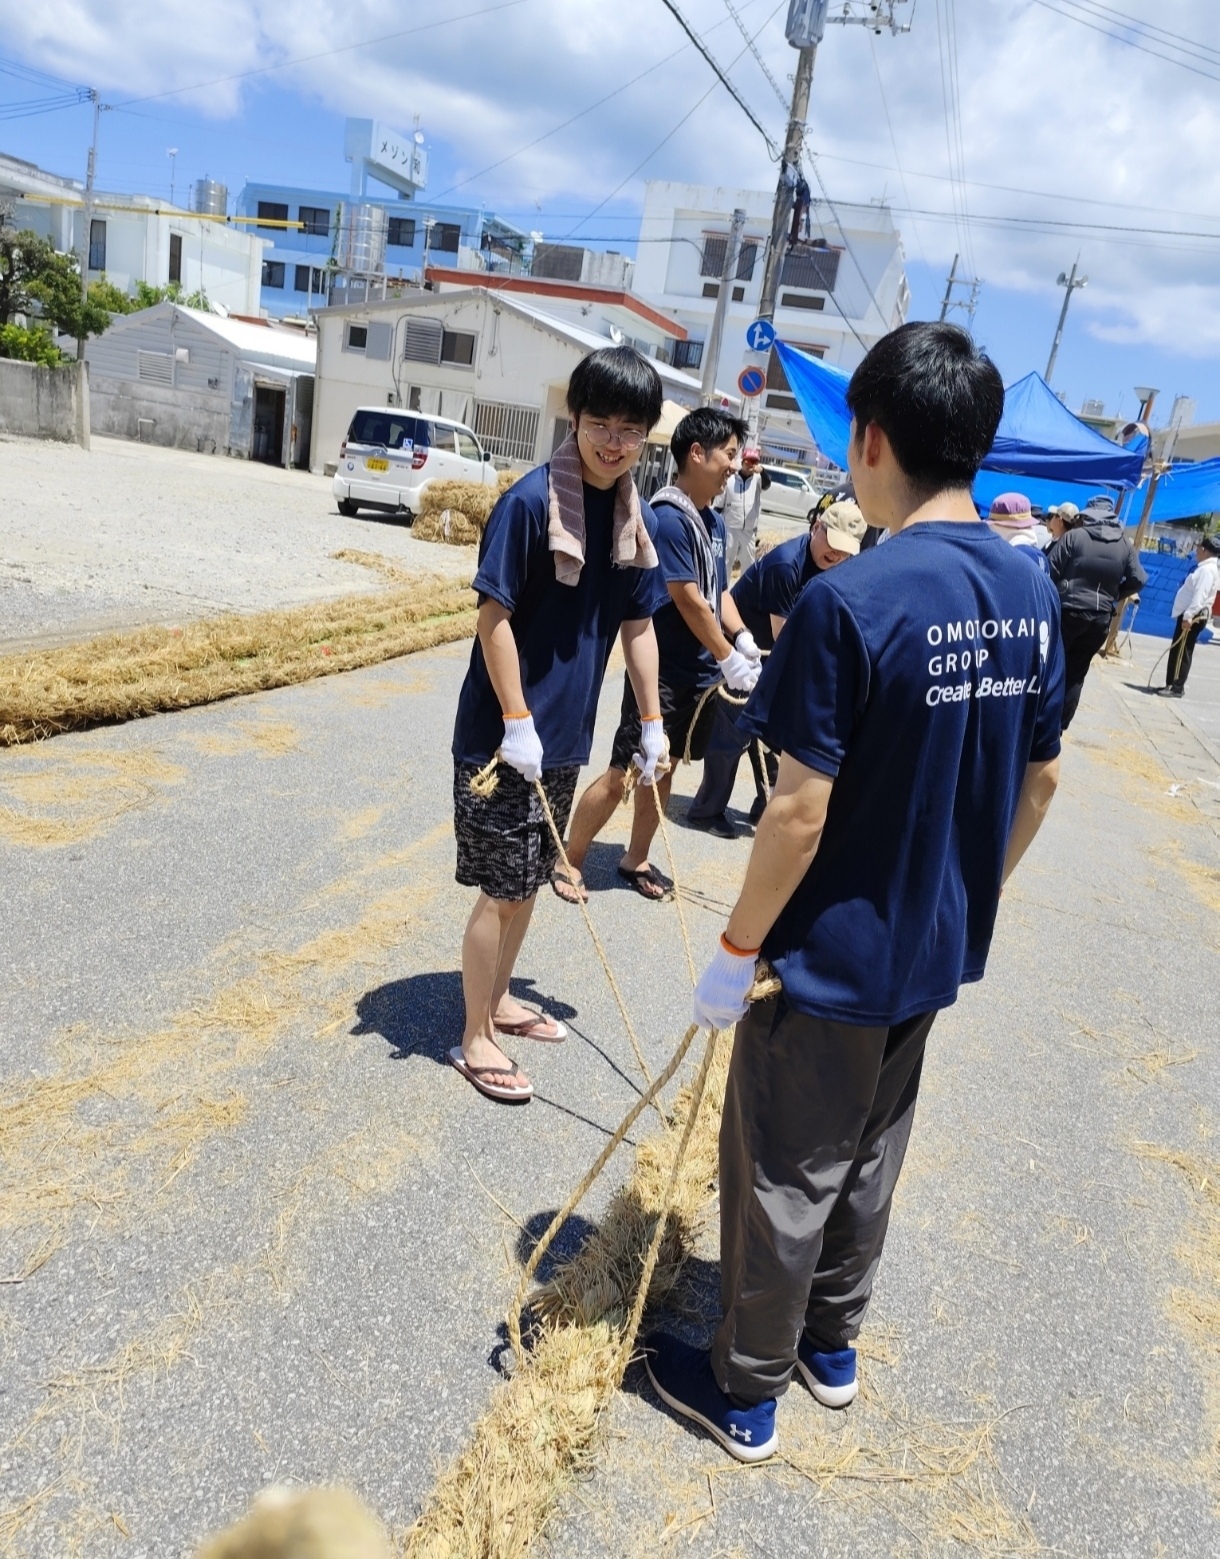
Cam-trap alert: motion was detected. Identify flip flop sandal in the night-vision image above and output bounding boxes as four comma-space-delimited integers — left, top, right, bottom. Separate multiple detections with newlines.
494, 1009, 568, 1043
449, 1046, 534, 1103
549, 868, 588, 906
617, 863, 674, 901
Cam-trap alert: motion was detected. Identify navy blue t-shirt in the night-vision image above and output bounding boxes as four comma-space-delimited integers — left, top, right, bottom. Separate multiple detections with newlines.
651, 499, 728, 690
731, 533, 821, 650
452, 465, 668, 767
737, 521, 1065, 1026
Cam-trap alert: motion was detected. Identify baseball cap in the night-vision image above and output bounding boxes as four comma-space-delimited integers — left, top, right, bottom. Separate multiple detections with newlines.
742, 447, 761, 461
1048, 501, 1080, 519
821, 498, 867, 555
1201, 534, 1220, 557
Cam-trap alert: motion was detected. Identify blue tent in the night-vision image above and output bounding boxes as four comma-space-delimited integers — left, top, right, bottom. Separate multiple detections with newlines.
772, 343, 1146, 492
1145, 456, 1220, 523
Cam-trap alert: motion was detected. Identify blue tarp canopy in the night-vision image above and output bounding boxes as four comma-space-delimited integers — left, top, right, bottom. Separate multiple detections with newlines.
1146, 456, 1220, 523
773, 343, 1147, 491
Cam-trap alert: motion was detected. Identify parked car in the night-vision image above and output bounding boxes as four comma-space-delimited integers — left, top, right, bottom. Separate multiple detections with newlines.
759, 464, 822, 523
332, 408, 495, 521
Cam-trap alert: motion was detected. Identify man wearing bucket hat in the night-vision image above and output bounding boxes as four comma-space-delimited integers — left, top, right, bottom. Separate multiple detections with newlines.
688, 491, 867, 831
986, 492, 1050, 575
717, 446, 771, 574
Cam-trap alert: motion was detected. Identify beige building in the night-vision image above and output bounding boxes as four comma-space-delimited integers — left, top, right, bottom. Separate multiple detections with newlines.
309, 287, 703, 477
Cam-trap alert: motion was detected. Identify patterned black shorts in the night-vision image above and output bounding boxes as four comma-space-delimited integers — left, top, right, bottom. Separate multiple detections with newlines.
453, 760, 581, 902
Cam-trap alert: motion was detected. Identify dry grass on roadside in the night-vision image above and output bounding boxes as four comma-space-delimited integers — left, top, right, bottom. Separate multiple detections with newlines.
0, 564, 475, 745
413, 471, 517, 546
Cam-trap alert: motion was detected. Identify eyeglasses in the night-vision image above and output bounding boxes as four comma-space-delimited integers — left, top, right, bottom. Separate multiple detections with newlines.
581, 421, 646, 452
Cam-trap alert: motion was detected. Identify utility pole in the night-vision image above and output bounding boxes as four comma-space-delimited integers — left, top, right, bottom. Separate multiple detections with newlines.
938, 254, 959, 322
76, 90, 101, 361
1045, 260, 1087, 385
701, 207, 745, 405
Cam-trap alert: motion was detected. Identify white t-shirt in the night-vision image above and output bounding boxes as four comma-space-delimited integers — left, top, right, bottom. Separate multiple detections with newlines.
1171, 556, 1220, 621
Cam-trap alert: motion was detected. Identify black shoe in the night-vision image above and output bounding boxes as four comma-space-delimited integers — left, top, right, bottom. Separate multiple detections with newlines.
1157, 686, 1185, 698
688, 813, 738, 839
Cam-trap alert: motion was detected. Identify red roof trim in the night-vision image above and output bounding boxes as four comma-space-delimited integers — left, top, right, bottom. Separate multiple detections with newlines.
423, 267, 687, 340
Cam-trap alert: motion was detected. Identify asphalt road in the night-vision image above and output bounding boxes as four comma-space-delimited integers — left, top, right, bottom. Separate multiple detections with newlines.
1, 631, 1217, 1558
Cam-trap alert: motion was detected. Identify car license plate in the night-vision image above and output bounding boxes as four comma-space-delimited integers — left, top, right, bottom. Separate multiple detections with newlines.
365, 457, 389, 472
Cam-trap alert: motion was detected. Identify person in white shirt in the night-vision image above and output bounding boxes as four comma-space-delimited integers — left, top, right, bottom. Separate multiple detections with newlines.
718, 448, 771, 573
1161, 535, 1220, 697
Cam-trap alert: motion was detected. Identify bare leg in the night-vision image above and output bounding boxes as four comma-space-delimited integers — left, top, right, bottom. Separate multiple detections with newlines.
491, 894, 539, 1025
621, 771, 672, 874
460, 892, 532, 1090
562, 766, 629, 881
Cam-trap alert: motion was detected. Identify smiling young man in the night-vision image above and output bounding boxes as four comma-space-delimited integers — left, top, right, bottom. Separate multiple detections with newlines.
643, 322, 1066, 1461
448, 346, 669, 1103
557, 407, 762, 904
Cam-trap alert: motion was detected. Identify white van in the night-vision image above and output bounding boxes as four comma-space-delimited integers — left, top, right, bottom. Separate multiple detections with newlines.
332, 407, 496, 522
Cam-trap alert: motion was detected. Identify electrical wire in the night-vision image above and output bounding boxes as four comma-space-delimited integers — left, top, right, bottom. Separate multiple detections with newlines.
719, 0, 791, 112
1029, 0, 1220, 82
1067, 0, 1220, 61
656, 0, 780, 155
865, 29, 931, 270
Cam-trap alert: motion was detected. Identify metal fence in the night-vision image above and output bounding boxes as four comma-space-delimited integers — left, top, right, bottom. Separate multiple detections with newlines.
472, 399, 541, 464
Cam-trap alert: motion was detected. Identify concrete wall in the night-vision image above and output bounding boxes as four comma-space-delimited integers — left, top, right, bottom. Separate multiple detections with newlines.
0, 358, 83, 443
90, 373, 232, 453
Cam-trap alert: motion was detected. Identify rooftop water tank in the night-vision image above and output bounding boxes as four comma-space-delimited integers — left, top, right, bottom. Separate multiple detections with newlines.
191, 178, 228, 217
335, 201, 388, 274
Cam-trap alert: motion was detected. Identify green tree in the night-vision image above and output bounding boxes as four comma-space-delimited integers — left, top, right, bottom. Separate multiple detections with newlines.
88, 275, 137, 314
132, 279, 210, 310
0, 223, 112, 341
0, 322, 62, 365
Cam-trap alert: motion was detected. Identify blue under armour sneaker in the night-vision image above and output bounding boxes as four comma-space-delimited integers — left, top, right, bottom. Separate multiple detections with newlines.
795, 1337, 858, 1408
644, 1332, 777, 1463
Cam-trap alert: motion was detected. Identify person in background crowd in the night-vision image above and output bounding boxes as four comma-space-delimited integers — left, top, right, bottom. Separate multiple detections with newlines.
689, 493, 866, 832
1161, 535, 1220, 698
718, 446, 771, 574
558, 408, 761, 898
1046, 494, 1146, 729
642, 320, 1063, 1466
1046, 501, 1079, 543
987, 492, 1051, 575
449, 347, 669, 1102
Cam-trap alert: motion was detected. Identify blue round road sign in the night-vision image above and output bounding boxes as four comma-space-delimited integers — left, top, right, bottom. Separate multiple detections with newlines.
738, 366, 766, 398
745, 318, 777, 352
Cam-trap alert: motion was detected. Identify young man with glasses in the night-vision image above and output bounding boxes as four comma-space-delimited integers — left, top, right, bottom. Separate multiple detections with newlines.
448, 347, 669, 1103
556, 408, 762, 906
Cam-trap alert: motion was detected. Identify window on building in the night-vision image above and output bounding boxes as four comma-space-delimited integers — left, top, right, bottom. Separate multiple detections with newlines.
737, 241, 759, 282
731, 285, 745, 302
702, 283, 719, 300
298, 205, 330, 237
168, 233, 182, 285
294, 264, 326, 295
440, 329, 477, 367
261, 260, 285, 289
431, 222, 461, 254
387, 216, 416, 248
780, 292, 825, 311
344, 323, 369, 352
257, 200, 289, 231
780, 244, 840, 293
672, 339, 704, 371
403, 318, 444, 364
700, 234, 727, 278
87, 218, 106, 272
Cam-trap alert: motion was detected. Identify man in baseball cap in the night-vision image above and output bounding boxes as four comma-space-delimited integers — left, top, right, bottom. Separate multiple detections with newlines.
717, 446, 772, 575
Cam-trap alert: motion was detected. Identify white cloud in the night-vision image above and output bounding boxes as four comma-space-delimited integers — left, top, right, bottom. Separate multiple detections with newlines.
3, 0, 1218, 353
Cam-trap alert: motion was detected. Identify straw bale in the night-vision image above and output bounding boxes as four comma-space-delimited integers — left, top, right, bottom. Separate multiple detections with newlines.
412, 471, 522, 546
0, 575, 475, 745
193, 1486, 390, 1559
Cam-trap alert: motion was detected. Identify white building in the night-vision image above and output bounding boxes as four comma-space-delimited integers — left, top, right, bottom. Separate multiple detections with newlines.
85, 303, 316, 466
633, 180, 909, 464
0, 152, 266, 319
309, 288, 703, 479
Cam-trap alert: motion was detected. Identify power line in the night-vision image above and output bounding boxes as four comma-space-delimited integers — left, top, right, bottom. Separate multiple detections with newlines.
1072, 0, 1220, 62
719, 0, 790, 111
865, 29, 929, 269
1029, 0, 1220, 82
655, 0, 780, 155
109, 0, 533, 108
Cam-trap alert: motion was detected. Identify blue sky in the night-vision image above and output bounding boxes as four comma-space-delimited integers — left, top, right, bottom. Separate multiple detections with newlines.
3, 0, 1218, 425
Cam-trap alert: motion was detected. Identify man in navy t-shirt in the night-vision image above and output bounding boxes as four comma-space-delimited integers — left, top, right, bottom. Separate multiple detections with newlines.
559, 408, 762, 902
448, 347, 670, 1104
690, 493, 867, 829
644, 322, 1065, 1464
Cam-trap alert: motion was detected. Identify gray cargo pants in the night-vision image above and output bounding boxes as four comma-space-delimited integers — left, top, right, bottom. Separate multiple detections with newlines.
711, 992, 936, 1403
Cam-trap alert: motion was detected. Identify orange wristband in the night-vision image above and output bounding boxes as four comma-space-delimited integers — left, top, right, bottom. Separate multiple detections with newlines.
721, 931, 761, 958
502, 711, 530, 720
640, 714, 662, 723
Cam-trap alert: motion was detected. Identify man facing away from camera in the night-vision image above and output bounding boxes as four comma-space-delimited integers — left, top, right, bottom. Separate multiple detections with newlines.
643, 321, 1066, 1463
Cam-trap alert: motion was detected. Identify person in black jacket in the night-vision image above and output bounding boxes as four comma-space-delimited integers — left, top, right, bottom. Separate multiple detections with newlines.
1046, 496, 1146, 728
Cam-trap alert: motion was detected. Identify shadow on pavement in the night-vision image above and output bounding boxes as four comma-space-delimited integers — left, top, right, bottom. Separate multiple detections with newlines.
352, 971, 577, 1066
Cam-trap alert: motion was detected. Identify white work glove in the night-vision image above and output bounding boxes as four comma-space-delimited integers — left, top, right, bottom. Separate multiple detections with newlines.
633, 716, 668, 786
716, 646, 761, 693
500, 713, 544, 782
693, 935, 759, 1031
734, 629, 762, 664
